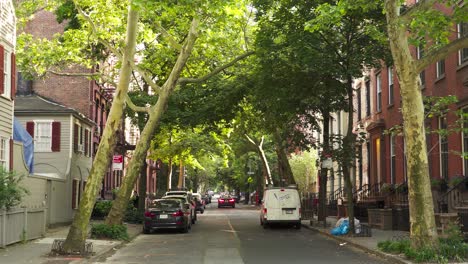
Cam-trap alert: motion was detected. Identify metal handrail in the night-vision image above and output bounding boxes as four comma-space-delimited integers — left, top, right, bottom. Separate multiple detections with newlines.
437, 175, 468, 213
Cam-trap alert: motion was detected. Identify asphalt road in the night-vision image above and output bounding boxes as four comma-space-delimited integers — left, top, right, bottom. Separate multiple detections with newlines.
95, 202, 390, 264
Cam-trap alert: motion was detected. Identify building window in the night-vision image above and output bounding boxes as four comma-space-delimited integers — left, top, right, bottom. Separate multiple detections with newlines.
376, 73, 382, 112
390, 135, 396, 184
35, 121, 52, 152
366, 141, 371, 185
3, 50, 11, 97
357, 88, 362, 121
388, 67, 394, 105
459, 23, 468, 65
417, 46, 425, 87
436, 60, 445, 78
439, 116, 449, 180
0, 137, 7, 169
358, 145, 363, 189
463, 109, 468, 175
365, 80, 371, 117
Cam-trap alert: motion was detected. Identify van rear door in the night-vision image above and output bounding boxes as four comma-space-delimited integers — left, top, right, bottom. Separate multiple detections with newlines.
265, 189, 300, 221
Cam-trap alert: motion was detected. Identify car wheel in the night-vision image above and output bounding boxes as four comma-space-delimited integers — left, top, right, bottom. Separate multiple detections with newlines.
191, 215, 196, 224
232, 205, 235, 208
295, 223, 301, 229
260, 219, 263, 226
218, 205, 221, 208
263, 222, 268, 229
200, 209, 204, 214
143, 226, 151, 234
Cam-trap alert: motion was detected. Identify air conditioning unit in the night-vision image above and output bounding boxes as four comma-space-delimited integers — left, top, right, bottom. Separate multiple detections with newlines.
78, 144, 84, 153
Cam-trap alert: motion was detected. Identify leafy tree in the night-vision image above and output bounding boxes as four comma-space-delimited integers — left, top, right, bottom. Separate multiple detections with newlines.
0, 169, 29, 211
384, 0, 468, 249
289, 150, 318, 194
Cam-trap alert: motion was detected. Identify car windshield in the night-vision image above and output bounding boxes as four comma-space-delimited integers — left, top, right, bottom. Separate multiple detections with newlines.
149, 200, 180, 209
165, 197, 186, 203
166, 191, 188, 196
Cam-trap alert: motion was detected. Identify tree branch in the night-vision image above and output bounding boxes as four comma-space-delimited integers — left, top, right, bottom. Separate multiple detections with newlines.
128, 61, 161, 93
400, 0, 437, 23
125, 94, 150, 113
154, 22, 183, 51
416, 36, 468, 72
178, 51, 255, 84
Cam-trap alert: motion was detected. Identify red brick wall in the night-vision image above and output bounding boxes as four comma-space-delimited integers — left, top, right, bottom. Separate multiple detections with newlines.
25, 10, 93, 118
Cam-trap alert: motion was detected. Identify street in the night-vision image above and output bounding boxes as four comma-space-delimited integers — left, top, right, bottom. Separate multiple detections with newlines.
94, 202, 390, 264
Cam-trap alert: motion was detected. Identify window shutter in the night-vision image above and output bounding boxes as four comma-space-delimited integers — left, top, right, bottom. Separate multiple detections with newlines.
73, 124, 78, 153
26, 122, 34, 138
51, 122, 61, 152
0, 45, 4, 95
72, 179, 77, 209
11, 53, 15, 99
84, 129, 89, 156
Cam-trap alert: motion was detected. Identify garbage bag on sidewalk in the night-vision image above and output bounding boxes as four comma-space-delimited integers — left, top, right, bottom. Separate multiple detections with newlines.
331, 217, 361, 236
330, 219, 349, 235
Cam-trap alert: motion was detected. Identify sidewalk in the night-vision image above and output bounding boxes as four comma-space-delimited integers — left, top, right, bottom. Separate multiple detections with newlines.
301, 217, 412, 264
0, 221, 141, 264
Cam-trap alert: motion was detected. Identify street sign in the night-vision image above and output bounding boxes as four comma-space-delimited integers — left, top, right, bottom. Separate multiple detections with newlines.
112, 155, 123, 171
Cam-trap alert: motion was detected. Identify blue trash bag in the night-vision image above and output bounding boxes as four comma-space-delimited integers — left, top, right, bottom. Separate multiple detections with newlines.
330, 219, 349, 236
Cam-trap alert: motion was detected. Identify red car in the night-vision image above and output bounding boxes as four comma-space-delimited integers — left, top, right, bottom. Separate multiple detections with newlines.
218, 195, 235, 208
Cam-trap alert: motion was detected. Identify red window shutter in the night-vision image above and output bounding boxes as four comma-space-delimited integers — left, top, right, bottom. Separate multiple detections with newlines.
73, 124, 78, 153
84, 129, 89, 156
0, 45, 4, 95
51, 122, 61, 152
72, 180, 77, 209
11, 53, 16, 99
26, 122, 34, 138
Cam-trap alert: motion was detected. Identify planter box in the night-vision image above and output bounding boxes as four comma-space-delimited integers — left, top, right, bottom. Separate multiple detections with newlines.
368, 208, 393, 230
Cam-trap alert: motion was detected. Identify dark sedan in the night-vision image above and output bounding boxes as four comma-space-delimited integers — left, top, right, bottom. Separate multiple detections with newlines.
218, 195, 236, 208
143, 199, 191, 233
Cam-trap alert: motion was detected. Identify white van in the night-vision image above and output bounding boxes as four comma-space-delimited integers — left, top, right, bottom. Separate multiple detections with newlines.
260, 187, 301, 229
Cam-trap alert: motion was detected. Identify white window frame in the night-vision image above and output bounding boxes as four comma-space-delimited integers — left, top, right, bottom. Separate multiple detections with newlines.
34, 120, 53, 152
388, 67, 394, 105
85, 128, 91, 156
417, 46, 425, 87
376, 73, 382, 112
436, 60, 445, 78
0, 136, 9, 170
390, 135, 396, 184
458, 23, 468, 65
439, 116, 449, 180
3, 50, 11, 98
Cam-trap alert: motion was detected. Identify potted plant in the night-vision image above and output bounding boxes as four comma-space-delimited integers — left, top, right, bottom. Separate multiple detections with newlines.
431, 178, 448, 192
448, 175, 467, 190
395, 182, 408, 194
380, 183, 395, 195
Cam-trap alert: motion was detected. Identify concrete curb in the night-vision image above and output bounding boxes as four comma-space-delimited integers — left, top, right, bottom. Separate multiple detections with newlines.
72, 225, 142, 264
301, 223, 411, 264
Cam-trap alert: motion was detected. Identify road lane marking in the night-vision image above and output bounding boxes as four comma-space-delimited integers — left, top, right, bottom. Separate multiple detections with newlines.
227, 217, 239, 239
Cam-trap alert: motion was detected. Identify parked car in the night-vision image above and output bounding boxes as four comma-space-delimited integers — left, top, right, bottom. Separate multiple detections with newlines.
143, 199, 191, 233
192, 193, 205, 214
218, 195, 236, 208
165, 190, 193, 201
212, 193, 221, 200
260, 186, 301, 229
162, 195, 197, 224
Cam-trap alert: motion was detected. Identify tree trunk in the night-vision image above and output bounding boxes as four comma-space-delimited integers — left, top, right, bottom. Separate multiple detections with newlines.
105, 18, 199, 226
384, 0, 437, 249
167, 158, 173, 191
137, 161, 147, 210
245, 135, 274, 186
274, 130, 296, 186
177, 160, 184, 189
61, 6, 139, 254
344, 76, 356, 234
318, 112, 330, 223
